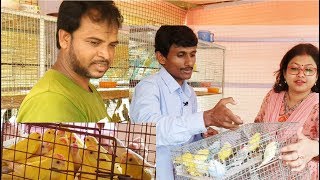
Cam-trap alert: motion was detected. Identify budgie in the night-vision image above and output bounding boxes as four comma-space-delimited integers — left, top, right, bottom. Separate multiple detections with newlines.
248, 132, 261, 151
194, 149, 210, 175
16, 142, 53, 164
70, 142, 82, 173
79, 146, 120, 180
43, 129, 56, 143
178, 152, 194, 167
84, 135, 109, 155
113, 137, 155, 168
33, 129, 56, 156
178, 152, 202, 176
48, 137, 74, 180
2, 132, 42, 163
218, 142, 233, 162
2, 153, 67, 180
87, 145, 122, 174
228, 145, 250, 168
258, 141, 279, 168
68, 132, 85, 160
120, 151, 153, 180
208, 159, 226, 178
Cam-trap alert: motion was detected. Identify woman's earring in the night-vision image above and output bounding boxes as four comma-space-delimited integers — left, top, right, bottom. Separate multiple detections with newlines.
284, 80, 287, 84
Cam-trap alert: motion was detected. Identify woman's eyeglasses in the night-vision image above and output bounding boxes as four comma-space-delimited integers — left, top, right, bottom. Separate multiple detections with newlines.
287, 65, 317, 76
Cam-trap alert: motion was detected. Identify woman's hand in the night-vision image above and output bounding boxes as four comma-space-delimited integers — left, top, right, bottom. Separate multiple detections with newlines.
279, 127, 319, 171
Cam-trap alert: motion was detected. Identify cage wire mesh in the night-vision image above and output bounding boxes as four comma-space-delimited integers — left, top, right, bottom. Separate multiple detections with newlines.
1, 8, 57, 123
1, 122, 156, 179
1, 1, 189, 123
127, 25, 226, 113
171, 122, 310, 180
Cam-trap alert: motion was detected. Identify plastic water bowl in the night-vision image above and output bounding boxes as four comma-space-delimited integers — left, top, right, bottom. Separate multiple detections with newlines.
197, 30, 214, 42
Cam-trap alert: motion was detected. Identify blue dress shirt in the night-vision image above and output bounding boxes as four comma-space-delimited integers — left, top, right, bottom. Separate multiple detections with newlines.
130, 67, 207, 180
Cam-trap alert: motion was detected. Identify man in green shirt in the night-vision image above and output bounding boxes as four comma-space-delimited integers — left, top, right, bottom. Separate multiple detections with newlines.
17, 1, 123, 122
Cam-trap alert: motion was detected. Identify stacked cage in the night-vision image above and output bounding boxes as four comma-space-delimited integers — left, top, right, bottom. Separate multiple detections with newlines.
127, 25, 226, 112
1, 8, 57, 123
1, 122, 156, 179
171, 122, 310, 180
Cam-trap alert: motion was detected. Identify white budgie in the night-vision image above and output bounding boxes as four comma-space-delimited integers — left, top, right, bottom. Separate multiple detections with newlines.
208, 159, 226, 178
258, 141, 278, 168
228, 145, 250, 168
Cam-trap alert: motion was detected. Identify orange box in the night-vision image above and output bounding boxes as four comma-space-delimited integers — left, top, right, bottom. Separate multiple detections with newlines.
99, 81, 117, 88
207, 87, 220, 93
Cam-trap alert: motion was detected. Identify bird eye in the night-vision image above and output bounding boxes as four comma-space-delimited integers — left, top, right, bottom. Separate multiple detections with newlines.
90, 151, 93, 154
56, 161, 60, 164
129, 158, 132, 162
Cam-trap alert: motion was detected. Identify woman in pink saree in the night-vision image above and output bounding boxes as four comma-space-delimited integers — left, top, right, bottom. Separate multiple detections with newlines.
255, 43, 319, 179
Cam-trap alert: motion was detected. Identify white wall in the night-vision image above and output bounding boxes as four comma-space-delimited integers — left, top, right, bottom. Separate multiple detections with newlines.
191, 25, 319, 123
38, 0, 61, 15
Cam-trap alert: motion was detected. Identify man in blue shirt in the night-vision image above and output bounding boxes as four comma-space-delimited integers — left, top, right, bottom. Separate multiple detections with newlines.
130, 25, 243, 180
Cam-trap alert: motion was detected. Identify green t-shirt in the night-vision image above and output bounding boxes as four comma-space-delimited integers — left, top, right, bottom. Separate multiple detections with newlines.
17, 69, 107, 122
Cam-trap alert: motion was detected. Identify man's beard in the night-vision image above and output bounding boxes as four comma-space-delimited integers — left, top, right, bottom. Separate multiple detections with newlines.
68, 44, 104, 79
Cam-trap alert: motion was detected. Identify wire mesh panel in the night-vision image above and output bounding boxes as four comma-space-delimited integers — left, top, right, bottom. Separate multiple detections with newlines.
127, 25, 226, 113
128, 25, 159, 91
1, 8, 56, 103
1, 8, 57, 124
1, 1, 188, 124
115, 1, 186, 26
1, 122, 156, 179
171, 122, 310, 180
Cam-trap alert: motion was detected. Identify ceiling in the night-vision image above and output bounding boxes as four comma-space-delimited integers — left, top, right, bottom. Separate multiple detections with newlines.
166, 0, 241, 10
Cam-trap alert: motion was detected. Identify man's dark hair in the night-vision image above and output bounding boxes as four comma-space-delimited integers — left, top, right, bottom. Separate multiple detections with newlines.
154, 25, 198, 58
56, 1, 123, 49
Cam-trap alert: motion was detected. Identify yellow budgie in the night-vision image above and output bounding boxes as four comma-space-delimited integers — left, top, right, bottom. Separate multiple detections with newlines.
84, 135, 115, 167
180, 152, 194, 167
16, 142, 53, 164
70, 142, 82, 173
120, 151, 153, 180
113, 137, 155, 168
194, 149, 209, 162
86, 145, 122, 174
2, 153, 67, 180
218, 142, 233, 162
2, 132, 42, 163
31, 129, 56, 156
48, 137, 74, 180
70, 132, 85, 160
79, 146, 118, 180
84, 135, 109, 154
43, 129, 56, 143
14, 129, 56, 165
248, 132, 261, 151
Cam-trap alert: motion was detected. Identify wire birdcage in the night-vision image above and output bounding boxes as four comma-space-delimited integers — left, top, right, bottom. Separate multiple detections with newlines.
1, 122, 156, 180
171, 122, 310, 180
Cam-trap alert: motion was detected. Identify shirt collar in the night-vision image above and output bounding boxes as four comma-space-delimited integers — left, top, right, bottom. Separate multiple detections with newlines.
159, 67, 191, 97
